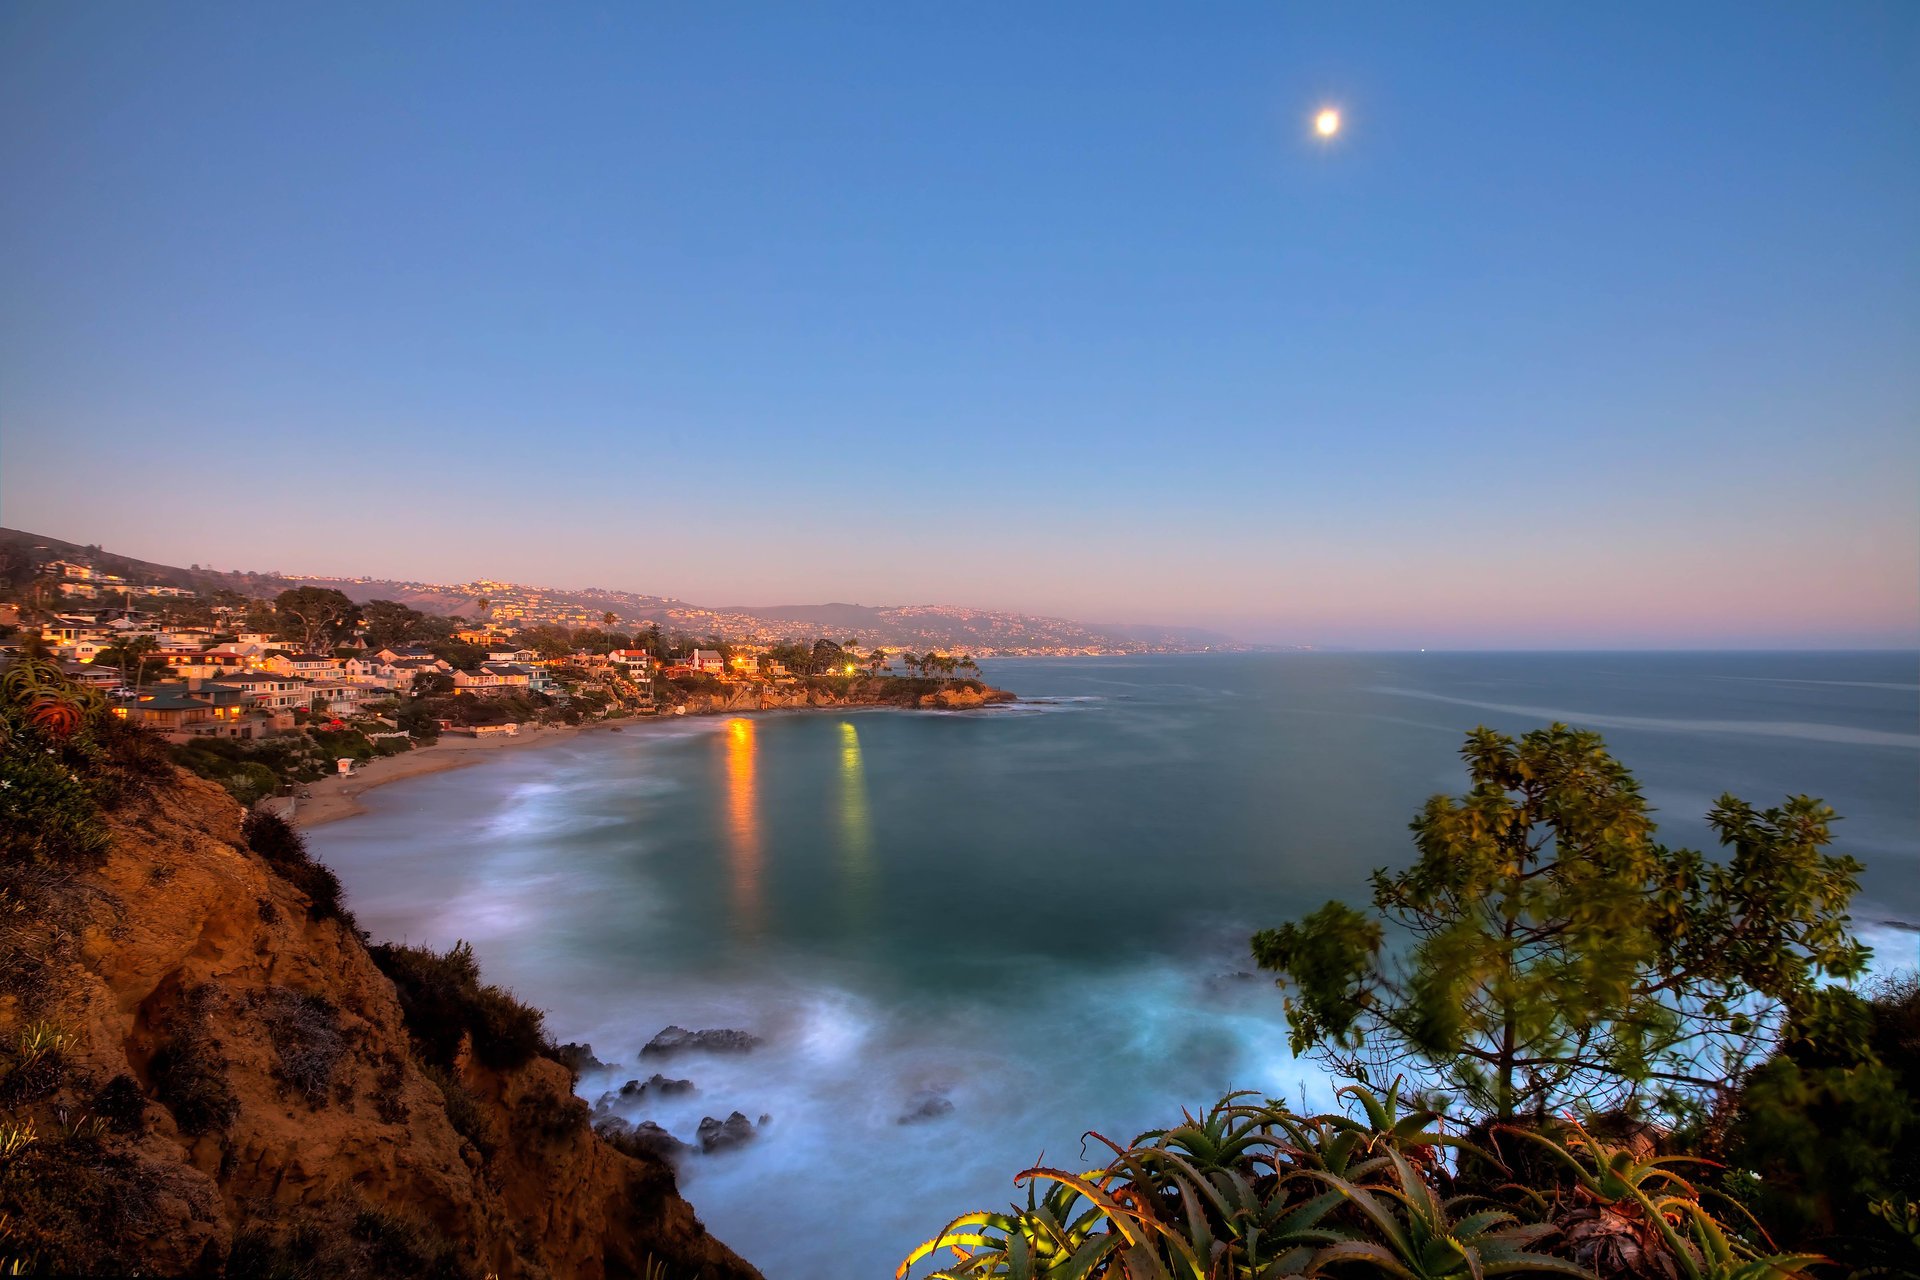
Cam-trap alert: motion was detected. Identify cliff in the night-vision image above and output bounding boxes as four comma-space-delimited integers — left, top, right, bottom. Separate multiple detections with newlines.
665, 675, 1017, 716
0, 765, 759, 1279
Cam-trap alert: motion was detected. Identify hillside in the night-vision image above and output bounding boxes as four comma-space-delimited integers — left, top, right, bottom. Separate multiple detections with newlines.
0, 678, 757, 1278
4, 526, 1250, 654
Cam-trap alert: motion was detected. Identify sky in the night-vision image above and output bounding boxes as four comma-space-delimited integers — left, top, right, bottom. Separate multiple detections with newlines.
2, 3, 1916, 648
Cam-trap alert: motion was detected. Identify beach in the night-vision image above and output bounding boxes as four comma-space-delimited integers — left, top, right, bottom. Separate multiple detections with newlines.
290, 722, 607, 826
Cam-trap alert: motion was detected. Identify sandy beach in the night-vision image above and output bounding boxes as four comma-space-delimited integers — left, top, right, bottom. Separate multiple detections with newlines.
289, 722, 612, 827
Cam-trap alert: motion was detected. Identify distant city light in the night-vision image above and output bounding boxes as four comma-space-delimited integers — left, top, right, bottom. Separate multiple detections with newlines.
1315, 107, 1341, 138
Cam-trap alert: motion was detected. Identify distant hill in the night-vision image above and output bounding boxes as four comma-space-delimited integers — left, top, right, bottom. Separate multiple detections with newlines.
2, 527, 1250, 654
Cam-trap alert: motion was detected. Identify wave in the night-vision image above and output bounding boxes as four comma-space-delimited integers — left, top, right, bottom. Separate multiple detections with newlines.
1369, 687, 1920, 749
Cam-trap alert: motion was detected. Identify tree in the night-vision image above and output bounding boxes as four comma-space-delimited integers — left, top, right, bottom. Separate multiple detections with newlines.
274, 587, 360, 654
473, 595, 491, 623
866, 649, 890, 676
362, 600, 428, 650
1251, 724, 1869, 1123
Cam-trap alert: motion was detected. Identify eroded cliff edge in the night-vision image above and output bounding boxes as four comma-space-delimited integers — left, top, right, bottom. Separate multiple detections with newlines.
0, 765, 760, 1279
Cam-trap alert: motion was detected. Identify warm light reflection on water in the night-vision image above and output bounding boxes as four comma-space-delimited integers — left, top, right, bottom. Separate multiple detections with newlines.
838, 722, 873, 924
724, 717, 761, 931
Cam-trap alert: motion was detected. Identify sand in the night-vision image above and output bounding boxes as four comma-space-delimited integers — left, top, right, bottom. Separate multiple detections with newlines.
288, 723, 603, 827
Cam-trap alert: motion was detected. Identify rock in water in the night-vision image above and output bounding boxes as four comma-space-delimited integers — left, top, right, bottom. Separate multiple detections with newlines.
897, 1090, 955, 1124
641, 1025, 762, 1057
696, 1111, 758, 1153
620, 1120, 694, 1162
553, 1041, 615, 1074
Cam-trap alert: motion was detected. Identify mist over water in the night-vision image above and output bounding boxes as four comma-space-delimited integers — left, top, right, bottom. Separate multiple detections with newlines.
310, 652, 1920, 1277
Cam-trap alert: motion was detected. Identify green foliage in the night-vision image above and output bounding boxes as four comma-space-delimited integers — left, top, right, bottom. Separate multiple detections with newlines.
369, 941, 552, 1072
1718, 974, 1920, 1268
274, 586, 360, 654
1252, 725, 1867, 1121
899, 1084, 1797, 1279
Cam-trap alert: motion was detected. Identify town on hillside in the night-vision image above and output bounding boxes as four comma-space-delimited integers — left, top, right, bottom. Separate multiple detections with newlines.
1, 552, 994, 807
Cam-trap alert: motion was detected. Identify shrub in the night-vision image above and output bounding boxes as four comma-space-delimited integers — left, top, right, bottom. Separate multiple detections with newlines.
149, 986, 240, 1137
901, 1084, 1820, 1280
242, 809, 354, 927
421, 1064, 495, 1159
254, 987, 348, 1109
0, 1119, 167, 1276
227, 1202, 474, 1280
368, 941, 551, 1072
91, 1074, 148, 1135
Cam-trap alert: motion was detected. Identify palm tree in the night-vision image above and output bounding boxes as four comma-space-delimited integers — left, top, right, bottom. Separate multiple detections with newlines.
602, 611, 618, 655
866, 650, 889, 677
474, 595, 491, 624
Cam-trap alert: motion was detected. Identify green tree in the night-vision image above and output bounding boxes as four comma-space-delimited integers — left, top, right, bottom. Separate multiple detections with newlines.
362, 599, 428, 649
1251, 724, 1869, 1123
274, 587, 360, 654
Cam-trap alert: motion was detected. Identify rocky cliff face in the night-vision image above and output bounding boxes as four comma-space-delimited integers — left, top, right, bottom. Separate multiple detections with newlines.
673, 678, 1016, 716
0, 770, 759, 1279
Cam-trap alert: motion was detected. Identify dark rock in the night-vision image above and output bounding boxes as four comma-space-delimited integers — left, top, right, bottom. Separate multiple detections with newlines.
641, 1025, 762, 1058
553, 1042, 614, 1074
696, 1111, 758, 1153
622, 1119, 693, 1162
897, 1090, 954, 1124
618, 1072, 695, 1100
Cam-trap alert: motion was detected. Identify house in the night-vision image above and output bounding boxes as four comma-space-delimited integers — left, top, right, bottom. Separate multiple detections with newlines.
687, 649, 725, 674
208, 671, 309, 710
114, 689, 217, 733
452, 668, 513, 695
265, 653, 341, 680
62, 661, 121, 691
487, 649, 539, 664
608, 649, 655, 678
374, 646, 437, 664
302, 677, 367, 717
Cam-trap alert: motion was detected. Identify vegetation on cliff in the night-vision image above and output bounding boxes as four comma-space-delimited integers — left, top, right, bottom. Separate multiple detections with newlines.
908, 728, 1917, 1277
0, 657, 758, 1278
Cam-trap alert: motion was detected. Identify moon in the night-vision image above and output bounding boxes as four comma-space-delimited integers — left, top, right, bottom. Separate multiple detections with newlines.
1314, 107, 1341, 138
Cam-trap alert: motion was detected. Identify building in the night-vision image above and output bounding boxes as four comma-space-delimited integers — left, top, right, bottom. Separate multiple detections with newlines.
687, 649, 725, 674
265, 653, 341, 680
207, 671, 309, 710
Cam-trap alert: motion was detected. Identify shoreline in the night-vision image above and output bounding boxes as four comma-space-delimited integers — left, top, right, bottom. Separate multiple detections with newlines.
287, 721, 599, 827
290, 688, 1016, 827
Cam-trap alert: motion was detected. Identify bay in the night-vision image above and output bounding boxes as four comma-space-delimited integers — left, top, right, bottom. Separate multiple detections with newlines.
310, 651, 1920, 1277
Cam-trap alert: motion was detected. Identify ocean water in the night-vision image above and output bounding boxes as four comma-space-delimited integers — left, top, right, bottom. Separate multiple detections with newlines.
310, 652, 1920, 1277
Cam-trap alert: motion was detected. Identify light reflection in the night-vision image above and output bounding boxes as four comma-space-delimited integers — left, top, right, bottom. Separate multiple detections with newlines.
838, 722, 873, 923
724, 717, 761, 931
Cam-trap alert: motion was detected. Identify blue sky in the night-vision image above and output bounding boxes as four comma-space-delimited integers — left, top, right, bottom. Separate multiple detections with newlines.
2, 3, 1915, 647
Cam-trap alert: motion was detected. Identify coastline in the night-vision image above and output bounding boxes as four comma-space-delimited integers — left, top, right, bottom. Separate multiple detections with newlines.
290, 684, 1017, 827
288, 721, 600, 827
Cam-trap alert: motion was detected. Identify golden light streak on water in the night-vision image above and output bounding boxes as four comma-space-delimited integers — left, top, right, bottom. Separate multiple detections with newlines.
838, 722, 874, 922
724, 717, 761, 931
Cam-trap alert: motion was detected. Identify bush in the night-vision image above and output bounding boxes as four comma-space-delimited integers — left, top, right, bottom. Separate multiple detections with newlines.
149, 985, 240, 1137
0, 1119, 169, 1276
243, 809, 354, 927
422, 1064, 496, 1159
368, 941, 552, 1072
901, 1084, 1823, 1280
255, 987, 348, 1109
227, 1202, 473, 1280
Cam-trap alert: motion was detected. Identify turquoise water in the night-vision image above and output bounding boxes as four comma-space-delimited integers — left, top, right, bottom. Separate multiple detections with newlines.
311, 652, 1920, 1277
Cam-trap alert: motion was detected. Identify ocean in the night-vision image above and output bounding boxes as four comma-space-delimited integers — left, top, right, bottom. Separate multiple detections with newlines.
309, 651, 1920, 1277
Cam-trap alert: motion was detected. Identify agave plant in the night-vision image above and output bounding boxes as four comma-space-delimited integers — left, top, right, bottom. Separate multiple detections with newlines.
1303, 1145, 1587, 1279
1505, 1121, 1826, 1280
